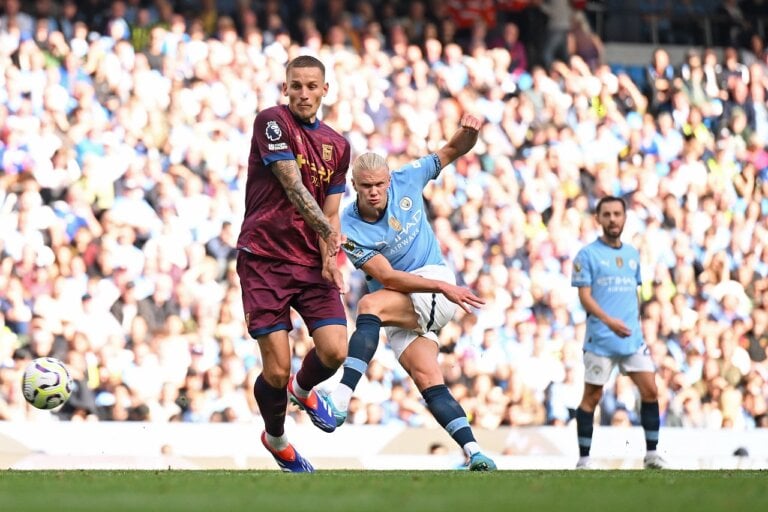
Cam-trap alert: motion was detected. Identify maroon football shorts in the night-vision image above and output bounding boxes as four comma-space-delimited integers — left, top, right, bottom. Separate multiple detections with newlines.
236, 250, 346, 338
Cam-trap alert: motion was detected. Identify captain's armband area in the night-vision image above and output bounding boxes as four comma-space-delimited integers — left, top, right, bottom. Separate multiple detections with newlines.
356, 251, 377, 268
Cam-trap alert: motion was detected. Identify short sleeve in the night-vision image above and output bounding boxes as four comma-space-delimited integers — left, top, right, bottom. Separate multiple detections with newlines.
328, 139, 351, 195
394, 153, 442, 190
341, 237, 378, 269
253, 108, 294, 166
571, 250, 592, 288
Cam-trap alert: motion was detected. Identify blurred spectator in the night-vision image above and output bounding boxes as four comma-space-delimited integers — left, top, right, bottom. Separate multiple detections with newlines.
487, 21, 527, 78
539, 0, 574, 69
0, 0, 34, 36
136, 274, 180, 334
714, 0, 752, 48
645, 47, 675, 114
567, 10, 604, 71
205, 220, 237, 280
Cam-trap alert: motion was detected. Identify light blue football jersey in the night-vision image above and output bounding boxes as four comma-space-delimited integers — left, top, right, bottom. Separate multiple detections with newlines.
342, 154, 445, 292
571, 238, 643, 357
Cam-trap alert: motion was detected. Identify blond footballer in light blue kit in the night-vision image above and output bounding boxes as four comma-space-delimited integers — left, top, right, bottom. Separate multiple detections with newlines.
341, 153, 458, 356
342, 153, 445, 287
571, 196, 667, 470
320, 115, 496, 470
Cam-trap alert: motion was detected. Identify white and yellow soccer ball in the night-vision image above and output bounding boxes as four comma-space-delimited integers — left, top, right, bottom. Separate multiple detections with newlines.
22, 357, 73, 410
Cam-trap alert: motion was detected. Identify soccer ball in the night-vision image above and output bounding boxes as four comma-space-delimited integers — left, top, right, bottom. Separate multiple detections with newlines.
22, 357, 73, 410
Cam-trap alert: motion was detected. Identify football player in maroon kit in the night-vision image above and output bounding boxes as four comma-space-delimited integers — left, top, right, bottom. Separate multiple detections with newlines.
236, 55, 350, 472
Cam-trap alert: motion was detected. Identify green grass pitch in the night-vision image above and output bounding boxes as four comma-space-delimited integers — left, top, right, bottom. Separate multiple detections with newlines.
0, 470, 765, 512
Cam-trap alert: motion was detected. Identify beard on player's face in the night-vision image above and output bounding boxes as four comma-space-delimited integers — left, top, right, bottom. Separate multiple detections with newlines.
603, 222, 624, 238
289, 97, 321, 121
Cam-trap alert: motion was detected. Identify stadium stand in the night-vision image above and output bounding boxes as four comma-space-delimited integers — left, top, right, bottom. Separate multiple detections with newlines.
0, 1, 766, 444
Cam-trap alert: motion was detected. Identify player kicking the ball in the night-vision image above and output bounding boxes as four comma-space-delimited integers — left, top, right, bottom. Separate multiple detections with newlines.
237, 56, 350, 472
326, 114, 497, 471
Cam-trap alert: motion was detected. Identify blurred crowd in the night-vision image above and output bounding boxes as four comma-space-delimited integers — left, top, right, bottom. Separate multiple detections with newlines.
1, 0, 767, 448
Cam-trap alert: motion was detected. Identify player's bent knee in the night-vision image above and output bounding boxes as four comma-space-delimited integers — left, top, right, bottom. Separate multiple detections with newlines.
581, 389, 603, 409
405, 364, 443, 391
318, 344, 346, 368
261, 368, 291, 388
413, 375, 444, 391
356, 294, 383, 316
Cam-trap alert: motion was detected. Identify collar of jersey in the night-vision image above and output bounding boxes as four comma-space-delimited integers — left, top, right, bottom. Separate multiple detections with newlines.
286, 106, 320, 129
598, 236, 623, 249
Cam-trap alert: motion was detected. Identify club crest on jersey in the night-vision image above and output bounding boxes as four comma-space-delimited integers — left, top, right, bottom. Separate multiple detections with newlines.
343, 240, 356, 251
322, 144, 333, 161
399, 197, 413, 211
616, 257, 623, 268
265, 121, 282, 142
389, 216, 402, 232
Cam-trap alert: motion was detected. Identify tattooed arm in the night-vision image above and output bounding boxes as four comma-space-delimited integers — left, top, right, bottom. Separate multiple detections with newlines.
270, 159, 341, 258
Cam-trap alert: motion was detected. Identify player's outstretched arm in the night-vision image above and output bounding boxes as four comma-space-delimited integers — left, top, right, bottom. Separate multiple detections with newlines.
435, 114, 482, 168
362, 254, 484, 314
270, 159, 341, 258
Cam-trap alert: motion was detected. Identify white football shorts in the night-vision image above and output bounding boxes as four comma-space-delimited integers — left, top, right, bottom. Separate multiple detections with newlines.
385, 265, 457, 360
583, 343, 656, 386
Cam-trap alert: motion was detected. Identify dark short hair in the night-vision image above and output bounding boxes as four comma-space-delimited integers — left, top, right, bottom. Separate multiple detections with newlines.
286, 55, 325, 78
595, 195, 626, 215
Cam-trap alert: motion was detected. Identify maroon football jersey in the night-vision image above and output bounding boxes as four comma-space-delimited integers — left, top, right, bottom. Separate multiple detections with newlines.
237, 105, 350, 267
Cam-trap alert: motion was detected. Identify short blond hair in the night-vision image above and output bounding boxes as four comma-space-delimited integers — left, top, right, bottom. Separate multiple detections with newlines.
352, 152, 387, 177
